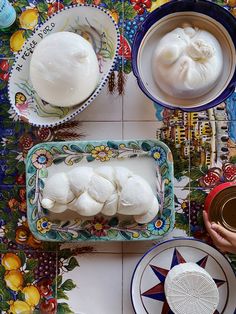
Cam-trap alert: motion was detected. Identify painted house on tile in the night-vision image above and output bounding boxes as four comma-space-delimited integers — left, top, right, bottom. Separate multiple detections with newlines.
157, 110, 214, 167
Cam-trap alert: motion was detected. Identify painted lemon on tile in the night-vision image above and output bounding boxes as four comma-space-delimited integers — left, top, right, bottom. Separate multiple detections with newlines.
10, 30, 25, 52
23, 286, 40, 306
4, 269, 24, 291
147, 0, 169, 12
1, 253, 22, 270
108, 9, 119, 23
9, 300, 32, 314
19, 9, 39, 30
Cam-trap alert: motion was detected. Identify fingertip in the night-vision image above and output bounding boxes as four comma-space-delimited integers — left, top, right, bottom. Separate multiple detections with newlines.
211, 223, 217, 230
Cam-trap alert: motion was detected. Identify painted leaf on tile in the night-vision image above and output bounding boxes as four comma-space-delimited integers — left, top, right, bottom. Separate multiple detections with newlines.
64, 257, 79, 271
57, 288, 69, 300
57, 302, 74, 314
61, 279, 76, 291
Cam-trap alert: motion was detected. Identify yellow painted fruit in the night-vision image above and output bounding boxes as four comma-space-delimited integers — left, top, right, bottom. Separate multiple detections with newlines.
10, 30, 25, 52
147, 0, 170, 12
108, 9, 119, 23
23, 286, 40, 306
4, 270, 24, 291
1, 253, 21, 270
19, 9, 39, 30
9, 300, 32, 314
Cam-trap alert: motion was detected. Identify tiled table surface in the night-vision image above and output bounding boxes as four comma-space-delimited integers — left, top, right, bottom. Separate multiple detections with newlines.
0, 0, 236, 313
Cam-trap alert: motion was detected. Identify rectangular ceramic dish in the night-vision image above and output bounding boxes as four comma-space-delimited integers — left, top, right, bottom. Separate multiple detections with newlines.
26, 139, 174, 242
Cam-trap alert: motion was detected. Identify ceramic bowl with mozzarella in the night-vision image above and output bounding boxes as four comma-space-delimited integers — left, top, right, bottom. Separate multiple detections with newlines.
132, 0, 236, 111
8, 5, 120, 127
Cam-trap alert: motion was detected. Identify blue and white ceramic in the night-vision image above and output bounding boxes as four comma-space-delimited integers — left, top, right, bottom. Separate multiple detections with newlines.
8, 4, 120, 127
132, 0, 236, 112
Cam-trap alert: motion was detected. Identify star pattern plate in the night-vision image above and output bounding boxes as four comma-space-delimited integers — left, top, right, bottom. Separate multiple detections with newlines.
131, 238, 236, 314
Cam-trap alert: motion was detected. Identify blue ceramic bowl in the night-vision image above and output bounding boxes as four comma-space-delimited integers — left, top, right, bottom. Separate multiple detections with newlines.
132, 0, 236, 112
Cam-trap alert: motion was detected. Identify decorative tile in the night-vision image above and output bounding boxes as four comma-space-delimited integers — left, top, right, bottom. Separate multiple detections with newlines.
188, 188, 212, 244
0, 35, 14, 59
0, 250, 57, 310
0, 59, 12, 91
189, 120, 235, 191
80, 121, 122, 140
0, 185, 57, 252
123, 73, 156, 121
78, 81, 122, 122
59, 253, 122, 314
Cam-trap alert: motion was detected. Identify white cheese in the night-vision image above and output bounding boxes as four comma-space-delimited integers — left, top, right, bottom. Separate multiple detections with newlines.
42, 166, 159, 222
118, 175, 155, 215
69, 191, 103, 216
42, 172, 75, 206
68, 167, 94, 197
153, 25, 223, 99
164, 262, 219, 314
30, 31, 99, 107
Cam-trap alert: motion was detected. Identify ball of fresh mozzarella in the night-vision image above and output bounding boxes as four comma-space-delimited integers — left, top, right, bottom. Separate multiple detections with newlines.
118, 175, 155, 215
87, 174, 115, 203
46, 203, 68, 214
101, 192, 119, 216
68, 167, 94, 197
134, 197, 159, 223
42, 172, 75, 208
69, 191, 103, 216
95, 166, 116, 185
153, 26, 223, 99
114, 166, 133, 190
30, 31, 99, 107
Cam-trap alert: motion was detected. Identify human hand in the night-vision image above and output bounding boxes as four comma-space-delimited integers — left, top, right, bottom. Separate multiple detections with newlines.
203, 210, 236, 254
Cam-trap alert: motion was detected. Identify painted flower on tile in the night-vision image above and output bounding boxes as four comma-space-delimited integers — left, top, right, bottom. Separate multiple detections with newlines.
17, 216, 27, 227
16, 173, 26, 185
27, 233, 42, 249
88, 217, 111, 237
147, 217, 170, 236
36, 217, 52, 234
35, 128, 53, 142
91, 145, 113, 162
15, 225, 29, 245
19, 134, 34, 152
32, 149, 53, 169
151, 146, 166, 165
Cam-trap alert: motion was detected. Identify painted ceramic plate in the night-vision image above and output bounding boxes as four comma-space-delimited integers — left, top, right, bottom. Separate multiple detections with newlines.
26, 139, 174, 242
8, 4, 120, 127
131, 238, 236, 314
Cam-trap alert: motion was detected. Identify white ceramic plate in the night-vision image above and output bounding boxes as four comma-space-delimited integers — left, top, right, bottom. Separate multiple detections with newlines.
131, 238, 236, 314
8, 4, 120, 127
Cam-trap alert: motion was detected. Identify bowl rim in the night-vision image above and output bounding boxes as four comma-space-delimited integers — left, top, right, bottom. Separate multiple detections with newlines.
132, 0, 236, 112
7, 3, 120, 127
